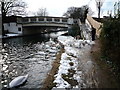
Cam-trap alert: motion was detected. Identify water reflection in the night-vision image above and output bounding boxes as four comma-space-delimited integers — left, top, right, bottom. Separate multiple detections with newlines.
3, 35, 49, 46
0, 31, 66, 88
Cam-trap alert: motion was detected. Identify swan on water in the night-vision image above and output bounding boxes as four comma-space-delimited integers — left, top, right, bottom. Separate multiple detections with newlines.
9, 74, 28, 88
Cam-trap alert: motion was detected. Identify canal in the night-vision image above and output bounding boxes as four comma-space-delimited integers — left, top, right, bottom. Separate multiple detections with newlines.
0, 31, 67, 88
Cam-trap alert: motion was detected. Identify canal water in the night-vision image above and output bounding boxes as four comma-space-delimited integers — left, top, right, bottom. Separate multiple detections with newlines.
0, 31, 67, 88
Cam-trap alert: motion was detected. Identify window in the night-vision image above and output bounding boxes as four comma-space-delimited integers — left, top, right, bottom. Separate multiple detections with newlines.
18, 28, 21, 31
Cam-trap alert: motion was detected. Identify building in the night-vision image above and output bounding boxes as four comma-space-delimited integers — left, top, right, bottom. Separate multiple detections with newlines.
3, 16, 23, 34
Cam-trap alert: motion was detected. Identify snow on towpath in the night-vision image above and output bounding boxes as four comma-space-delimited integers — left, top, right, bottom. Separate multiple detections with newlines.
52, 36, 95, 89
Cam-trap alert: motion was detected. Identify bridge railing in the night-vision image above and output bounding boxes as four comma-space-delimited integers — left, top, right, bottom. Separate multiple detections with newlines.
17, 17, 74, 25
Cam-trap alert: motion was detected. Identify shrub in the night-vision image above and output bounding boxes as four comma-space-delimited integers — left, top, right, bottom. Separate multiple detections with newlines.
68, 23, 81, 37
100, 18, 120, 79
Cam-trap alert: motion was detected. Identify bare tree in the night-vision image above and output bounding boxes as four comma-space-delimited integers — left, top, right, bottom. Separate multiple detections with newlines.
63, 7, 76, 18
35, 8, 48, 16
63, 6, 89, 23
95, 0, 104, 18
0, 0, 27, 16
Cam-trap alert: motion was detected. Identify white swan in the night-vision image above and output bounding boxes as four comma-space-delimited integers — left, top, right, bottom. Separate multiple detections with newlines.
9, 74, 28, 88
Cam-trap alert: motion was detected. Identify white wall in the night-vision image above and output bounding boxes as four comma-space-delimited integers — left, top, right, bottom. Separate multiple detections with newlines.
4, 22, 22, 34
4, 23, 9, 31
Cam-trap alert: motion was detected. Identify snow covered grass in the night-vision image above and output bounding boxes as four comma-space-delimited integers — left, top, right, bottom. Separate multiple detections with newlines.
53, 36, 95, 89
58, 36, 95, 48
53, 52, 79, 88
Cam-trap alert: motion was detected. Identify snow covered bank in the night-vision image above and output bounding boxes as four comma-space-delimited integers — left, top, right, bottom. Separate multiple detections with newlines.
6, 33, 20, 38
53, 36, 95, 89
2, 33, 21, 38
58, 36, 95, 48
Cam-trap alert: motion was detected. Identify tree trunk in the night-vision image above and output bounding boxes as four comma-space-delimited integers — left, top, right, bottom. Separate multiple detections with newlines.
1, 2, 5, 36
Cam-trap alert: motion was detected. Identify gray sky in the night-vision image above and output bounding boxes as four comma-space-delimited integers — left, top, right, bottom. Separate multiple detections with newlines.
24, 0, 118, 17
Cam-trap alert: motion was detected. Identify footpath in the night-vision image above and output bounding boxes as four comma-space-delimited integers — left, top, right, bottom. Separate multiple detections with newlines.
90, 40, 120, 88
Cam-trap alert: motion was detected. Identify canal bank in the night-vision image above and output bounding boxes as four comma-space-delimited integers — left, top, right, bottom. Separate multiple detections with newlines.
42, 36, 95, 89
42, 36, 120, 89
52, 36, 95, 88
42, 45, 65, 89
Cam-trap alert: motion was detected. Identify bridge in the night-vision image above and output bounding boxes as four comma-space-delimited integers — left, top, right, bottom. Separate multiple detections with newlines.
17, 16, 74, 28
15, 16, 74, 35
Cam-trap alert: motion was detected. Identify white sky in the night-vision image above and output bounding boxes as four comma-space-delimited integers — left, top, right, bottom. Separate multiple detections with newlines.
24, 0, 118, 17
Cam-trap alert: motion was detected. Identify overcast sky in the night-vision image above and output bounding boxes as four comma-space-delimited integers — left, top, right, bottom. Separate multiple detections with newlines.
24, 0, 118, 17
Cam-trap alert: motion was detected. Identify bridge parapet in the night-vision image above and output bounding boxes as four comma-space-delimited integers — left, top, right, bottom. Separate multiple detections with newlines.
17, 16, 74, 25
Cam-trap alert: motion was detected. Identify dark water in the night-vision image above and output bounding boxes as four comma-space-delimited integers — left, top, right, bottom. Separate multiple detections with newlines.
0, 31, 67, 88
3, 31, 67, 45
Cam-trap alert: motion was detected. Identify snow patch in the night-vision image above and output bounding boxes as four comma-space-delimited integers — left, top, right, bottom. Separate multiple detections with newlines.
6, 34, 19, 37
53, 36, 94, 88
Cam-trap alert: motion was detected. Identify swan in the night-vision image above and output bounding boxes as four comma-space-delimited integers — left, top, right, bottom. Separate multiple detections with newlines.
9, 74, 28, 88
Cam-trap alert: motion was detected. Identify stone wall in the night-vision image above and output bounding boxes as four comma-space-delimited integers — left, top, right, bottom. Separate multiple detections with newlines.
87, 15, 102, 38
